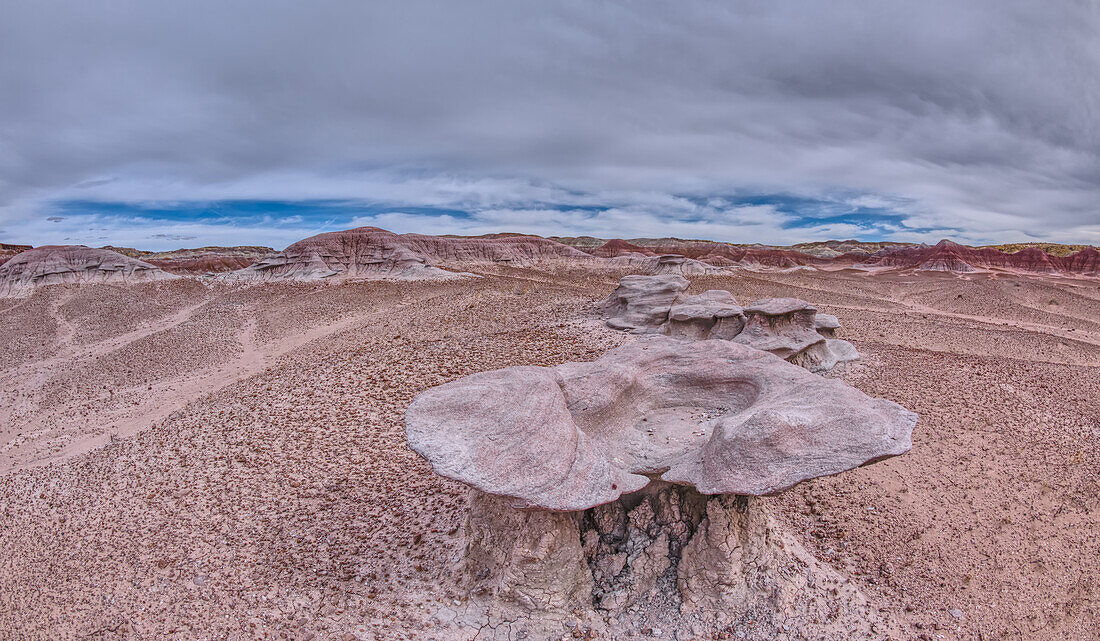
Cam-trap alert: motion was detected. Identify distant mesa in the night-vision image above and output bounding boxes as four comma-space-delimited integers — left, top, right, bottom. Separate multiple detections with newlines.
566, 235, 1100, 276
863, 239, 1099, 275
0, 245, 176, 297
591, 238, 655, 258
608, 253, 727, 276
1, 230, 1096, 290
223, 226, 591, 282
102, 245, 275, 274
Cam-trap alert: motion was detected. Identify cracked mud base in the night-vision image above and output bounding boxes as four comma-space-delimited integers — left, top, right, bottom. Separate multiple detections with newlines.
455, 484, 902, 640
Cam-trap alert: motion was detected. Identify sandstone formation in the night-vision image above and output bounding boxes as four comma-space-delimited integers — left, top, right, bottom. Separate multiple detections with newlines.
599, 274, 689, 333
667, 290, 745, 339
0, 245, 176, 297
813, 312, 841, 337
405, 337, 916, 636
407, 338, 916, 507
733, 298, 821, 358
601, 276, 861, 372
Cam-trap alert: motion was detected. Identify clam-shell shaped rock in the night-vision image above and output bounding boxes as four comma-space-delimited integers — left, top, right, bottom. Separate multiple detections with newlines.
405, 337, 915, 511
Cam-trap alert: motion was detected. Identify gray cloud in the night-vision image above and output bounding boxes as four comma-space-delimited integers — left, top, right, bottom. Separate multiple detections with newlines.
1, 0, 1098, 245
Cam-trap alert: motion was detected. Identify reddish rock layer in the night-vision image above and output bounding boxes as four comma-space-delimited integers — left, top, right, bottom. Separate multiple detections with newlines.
591, 239, 656, 258
143, 247, 275, 274
867, 240, 1099, 274
0, 244, 33, 266
147, 255, 258, 273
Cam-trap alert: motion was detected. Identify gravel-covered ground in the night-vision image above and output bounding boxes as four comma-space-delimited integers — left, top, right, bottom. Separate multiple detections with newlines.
0, 268, 1097, 640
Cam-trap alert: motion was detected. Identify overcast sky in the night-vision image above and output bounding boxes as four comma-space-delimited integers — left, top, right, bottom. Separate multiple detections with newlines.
2, 1, 1099, 250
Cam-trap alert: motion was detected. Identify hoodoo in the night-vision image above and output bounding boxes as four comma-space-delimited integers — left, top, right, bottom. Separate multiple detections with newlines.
405, 338, 917, 639
601, 275, 860, 372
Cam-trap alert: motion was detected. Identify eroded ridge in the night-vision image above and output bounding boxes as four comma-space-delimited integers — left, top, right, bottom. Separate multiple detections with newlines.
0, 245, 176, 297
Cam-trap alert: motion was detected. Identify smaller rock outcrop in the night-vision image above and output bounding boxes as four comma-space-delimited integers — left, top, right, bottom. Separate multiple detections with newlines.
733, 298, 822, 359
814, 313, 841, 337
600, 274, 689, 333
667, 290, 745, 340
0, 246, 176, 297
600, 276, 860, 372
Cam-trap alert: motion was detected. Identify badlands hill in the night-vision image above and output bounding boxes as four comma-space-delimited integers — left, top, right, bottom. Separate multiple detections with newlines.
226, 226, 591, 282
0, 245, 175, 297
1, 231, 1096, 297
105, 245, 275, 274
557, 235, 1099, 275
865, 239, 1100, 274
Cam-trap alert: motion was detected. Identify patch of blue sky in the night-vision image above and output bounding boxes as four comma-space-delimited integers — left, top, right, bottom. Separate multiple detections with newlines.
51, 199, 474, 228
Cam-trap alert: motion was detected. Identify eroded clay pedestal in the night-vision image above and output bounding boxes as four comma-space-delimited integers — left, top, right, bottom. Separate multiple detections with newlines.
459, 483, 894, 639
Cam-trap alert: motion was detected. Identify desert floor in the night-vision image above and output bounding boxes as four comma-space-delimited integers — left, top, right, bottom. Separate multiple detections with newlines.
0, 268, 1097, 640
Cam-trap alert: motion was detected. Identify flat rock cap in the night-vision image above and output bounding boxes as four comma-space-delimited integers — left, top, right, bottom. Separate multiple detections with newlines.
405, 337, 916, 511
744, 297, 816, 315
668, 290, 743, 321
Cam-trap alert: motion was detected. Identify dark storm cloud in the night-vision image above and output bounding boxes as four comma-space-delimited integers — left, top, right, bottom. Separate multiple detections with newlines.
1, 0, 1099, 245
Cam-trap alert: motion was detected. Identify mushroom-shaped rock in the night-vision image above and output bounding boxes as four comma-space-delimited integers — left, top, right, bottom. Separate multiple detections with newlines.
813, 312, 841, 337
733, 297, 823, 360
808, 312, 860, 370
599, 274, 688, 333
406, 337, 915, 509
600, 278, 862, 374
666, 290, 745, 340
405, 337, 915, 631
